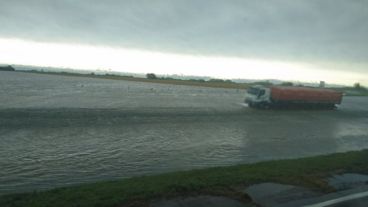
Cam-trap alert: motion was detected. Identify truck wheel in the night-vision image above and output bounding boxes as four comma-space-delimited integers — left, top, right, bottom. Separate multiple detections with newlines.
328, 104, 336, 110
263, 103, 271, 109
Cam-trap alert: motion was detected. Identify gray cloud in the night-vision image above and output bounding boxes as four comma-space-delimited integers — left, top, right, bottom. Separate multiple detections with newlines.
0, 0, 367, 71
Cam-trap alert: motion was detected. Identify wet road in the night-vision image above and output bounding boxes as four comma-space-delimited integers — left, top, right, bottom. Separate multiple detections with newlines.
1, 71, 368, 195
327, 196, 368, 207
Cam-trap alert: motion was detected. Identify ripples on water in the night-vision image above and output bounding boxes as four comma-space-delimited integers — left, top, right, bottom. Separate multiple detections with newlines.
1, 71, 368, 195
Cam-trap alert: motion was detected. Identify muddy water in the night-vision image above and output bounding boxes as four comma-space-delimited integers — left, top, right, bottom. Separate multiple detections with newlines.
1, 71, 368, 195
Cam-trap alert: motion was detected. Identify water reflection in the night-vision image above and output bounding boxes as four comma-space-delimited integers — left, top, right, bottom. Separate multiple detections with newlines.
1, 107, 367, 195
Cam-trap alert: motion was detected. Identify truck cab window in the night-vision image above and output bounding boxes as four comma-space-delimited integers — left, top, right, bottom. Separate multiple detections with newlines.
259, 90, 265, 96
248, 87, 260, 95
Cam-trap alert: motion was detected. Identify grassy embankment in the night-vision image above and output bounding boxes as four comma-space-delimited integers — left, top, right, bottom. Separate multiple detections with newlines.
1, 150, 368, 207
16, 70, 249, 89
336, 87, 368, 96
13, 69, 368, 95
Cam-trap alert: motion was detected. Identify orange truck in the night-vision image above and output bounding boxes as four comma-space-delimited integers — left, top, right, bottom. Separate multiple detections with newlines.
245, 85, 343, 109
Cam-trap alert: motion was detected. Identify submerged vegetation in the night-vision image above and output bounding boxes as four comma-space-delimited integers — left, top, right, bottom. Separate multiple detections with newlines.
1, 150, 368, 207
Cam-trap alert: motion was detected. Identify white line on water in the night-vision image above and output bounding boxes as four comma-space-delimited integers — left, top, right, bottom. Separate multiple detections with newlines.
303, 191, 368, 207
237, 103, 248, 107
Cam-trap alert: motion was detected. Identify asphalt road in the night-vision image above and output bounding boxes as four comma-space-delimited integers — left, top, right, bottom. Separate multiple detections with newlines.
328, 197, 368, 207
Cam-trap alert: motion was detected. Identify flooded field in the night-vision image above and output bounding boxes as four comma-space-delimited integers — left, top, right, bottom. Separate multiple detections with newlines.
1, 71, 368, 195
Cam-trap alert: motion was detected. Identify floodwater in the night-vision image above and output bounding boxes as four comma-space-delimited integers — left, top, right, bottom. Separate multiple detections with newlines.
1, 71, 368, 195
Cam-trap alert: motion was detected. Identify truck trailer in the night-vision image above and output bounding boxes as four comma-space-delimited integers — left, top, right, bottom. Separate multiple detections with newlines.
245, 85, 343, 109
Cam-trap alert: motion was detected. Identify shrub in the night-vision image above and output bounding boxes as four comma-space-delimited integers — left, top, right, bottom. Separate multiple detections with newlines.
146, 73, 157, 79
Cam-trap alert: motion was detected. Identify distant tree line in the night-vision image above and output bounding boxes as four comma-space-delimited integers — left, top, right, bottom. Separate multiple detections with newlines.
208, 78, 233, 83
146, 73, 237, 83
189, 79, 206, 82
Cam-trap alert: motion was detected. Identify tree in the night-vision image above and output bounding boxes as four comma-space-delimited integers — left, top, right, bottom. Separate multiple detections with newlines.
146, 73, 157, 79
354, 82, 366, 91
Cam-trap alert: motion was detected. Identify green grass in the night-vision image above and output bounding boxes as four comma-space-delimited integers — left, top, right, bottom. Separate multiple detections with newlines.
17, 70, 249, 89
2, 150, 368, 207
14, 70, 368, 95
335, 87, 368, 96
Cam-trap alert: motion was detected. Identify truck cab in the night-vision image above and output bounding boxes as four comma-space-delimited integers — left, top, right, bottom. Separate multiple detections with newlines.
245, 85, 271, 108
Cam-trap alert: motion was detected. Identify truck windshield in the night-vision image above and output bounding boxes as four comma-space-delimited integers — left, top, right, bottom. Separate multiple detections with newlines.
248, 87, 260, 95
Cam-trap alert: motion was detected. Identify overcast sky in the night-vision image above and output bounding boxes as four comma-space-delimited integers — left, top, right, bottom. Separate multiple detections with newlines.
0, 0, 367, 85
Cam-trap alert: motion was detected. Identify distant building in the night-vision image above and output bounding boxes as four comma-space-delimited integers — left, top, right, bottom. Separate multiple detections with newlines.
319, 81, 325, 88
